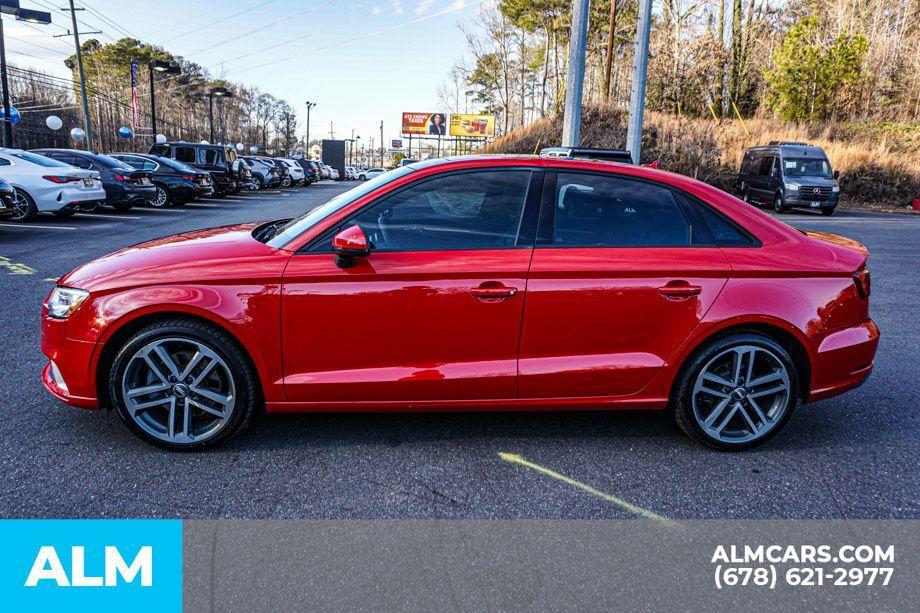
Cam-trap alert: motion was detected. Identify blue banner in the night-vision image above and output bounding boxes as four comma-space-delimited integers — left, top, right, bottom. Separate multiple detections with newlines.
0, 520, 182, 612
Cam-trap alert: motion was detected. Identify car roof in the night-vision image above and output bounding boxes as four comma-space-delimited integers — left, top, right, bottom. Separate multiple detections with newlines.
745, 144, 828, 157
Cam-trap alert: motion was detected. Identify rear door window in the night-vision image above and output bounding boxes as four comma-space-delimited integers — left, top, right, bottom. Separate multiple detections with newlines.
203, 149, 222, 165
758, 156, 775, 176
549, 172, 692, 247
175, 147, 196, 164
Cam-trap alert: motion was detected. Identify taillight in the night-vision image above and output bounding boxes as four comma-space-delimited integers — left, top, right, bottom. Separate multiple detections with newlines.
113, 173, 131, 182
853, 268, 871, 299
43, 175, 80, 184
181, 174, 195, 181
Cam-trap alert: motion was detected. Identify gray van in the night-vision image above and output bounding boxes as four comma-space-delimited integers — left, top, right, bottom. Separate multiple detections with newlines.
737, 142, 840, 216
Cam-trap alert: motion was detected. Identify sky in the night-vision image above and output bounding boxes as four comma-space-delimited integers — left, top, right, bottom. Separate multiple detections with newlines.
1, 0, 488, 146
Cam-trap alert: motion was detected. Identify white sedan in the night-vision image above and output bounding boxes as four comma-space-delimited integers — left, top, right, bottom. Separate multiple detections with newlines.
358, 168, 386, 180
0, 149, 106, 221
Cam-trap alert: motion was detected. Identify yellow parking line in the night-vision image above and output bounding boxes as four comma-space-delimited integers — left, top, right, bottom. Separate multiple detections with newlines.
0, 255, 36, 275
498, 452, 676, 526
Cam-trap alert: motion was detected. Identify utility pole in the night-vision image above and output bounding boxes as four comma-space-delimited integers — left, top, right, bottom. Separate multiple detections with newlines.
379, 120, 383, 167
66, 0, 95, 151
561, 0, 590, 147
305, 101, 315, 156
603, 0, 620, 101
625, 0, 653, 164
329, 120, 334, 140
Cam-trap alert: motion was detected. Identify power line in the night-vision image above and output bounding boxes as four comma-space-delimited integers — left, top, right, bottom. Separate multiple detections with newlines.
162, 0, 279, 44
77, 0, 138, 40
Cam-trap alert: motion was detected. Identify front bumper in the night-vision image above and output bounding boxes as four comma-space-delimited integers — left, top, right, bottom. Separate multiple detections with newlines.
808, 319, 879, 402
40, 314, 99, 409
786, 192, 840, 209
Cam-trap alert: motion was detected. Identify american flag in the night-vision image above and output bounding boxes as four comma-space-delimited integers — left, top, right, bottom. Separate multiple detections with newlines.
130, 60, 139, 131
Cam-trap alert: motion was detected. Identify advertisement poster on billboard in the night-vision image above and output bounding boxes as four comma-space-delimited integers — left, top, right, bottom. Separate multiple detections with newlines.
401, 112, 447, 136
449, 114, 496, 137
391, 139, 403, 149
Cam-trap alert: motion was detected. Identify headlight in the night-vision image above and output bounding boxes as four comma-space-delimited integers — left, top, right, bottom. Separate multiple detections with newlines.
832, 185, 839, 193
786, 183, 800, 192
46, 287, 89, 319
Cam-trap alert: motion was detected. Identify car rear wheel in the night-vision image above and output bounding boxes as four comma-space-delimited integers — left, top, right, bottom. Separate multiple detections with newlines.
52, 210, 76, 218
672, 333, 798, 450
111, 201, 134, 211
109, 320, 259, 450
152, 185, 171, 207
11, 188, 37, 221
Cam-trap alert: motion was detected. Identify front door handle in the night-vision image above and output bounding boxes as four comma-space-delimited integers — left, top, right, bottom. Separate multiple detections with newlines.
471, 282, 518, 300
657, 282, 702, 299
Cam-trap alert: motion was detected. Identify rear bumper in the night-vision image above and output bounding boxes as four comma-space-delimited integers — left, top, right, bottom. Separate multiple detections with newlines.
40, 315, 99, 410
807, 319, 879, 402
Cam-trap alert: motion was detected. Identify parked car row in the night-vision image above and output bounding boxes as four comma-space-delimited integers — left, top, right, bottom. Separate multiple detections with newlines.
0, 139, 354, 222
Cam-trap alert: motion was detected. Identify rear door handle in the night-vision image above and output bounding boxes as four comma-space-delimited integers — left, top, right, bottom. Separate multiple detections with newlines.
471, 283, 518, 300
657, 283, 702, 298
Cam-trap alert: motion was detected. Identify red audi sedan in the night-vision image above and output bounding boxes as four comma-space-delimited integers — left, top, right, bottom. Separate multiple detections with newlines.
40, 156, 879, 450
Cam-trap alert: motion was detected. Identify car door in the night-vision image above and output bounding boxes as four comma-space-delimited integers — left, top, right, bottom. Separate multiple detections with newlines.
518, 171, 731, 399
752, 155, 775, 197
281, 168, 540, 403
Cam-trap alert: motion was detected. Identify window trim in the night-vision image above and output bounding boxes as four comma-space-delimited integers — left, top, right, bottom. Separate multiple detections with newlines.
674, 191, 762, 248
536, 169, 704, 249
300, 167, 543, 255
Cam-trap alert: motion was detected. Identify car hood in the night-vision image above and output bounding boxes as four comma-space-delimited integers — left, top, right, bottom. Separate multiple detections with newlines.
786, 176, 837, 188
59, 222, 283, 293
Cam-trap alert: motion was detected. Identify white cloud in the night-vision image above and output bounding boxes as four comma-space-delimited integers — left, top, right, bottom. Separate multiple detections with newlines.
415, 0, 435, 14
392, 0, 404, 14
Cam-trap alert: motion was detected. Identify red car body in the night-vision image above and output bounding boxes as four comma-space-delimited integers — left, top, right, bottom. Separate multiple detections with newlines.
41, 156, 878, 424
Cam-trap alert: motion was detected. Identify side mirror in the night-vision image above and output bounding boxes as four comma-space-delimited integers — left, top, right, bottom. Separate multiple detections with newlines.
332, 225, 370, 268
833, 170, 840, 180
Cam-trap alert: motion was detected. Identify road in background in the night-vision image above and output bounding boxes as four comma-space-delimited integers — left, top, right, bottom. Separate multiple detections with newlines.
1, 187, 917, 520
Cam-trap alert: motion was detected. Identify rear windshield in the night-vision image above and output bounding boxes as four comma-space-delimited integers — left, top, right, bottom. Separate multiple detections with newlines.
94, 154, 135, 171
155, 156, 197, 172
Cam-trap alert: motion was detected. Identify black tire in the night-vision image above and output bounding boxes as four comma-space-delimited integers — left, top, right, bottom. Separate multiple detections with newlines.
671, 332, 799, 451
773, 193, 787, 213
111, 201, 134, 211
108, 319, 260, 451
821, 207, 835, 217
11, 188, 37, 221
359, 174, 366, 181
52, 209, 76, 218
151, 184, 171, 208
255, 176, 265, 190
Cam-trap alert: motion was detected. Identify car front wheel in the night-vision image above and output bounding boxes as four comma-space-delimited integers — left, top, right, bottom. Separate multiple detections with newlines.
773, 193, 787, 213
109, 319, 259, 450
672, 333, 798, 450
821, 207, 835, 216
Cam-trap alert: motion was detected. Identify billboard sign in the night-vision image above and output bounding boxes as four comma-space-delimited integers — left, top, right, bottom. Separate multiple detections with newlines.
449, 114, 496, 137
401, 112, 447, 136
391, 139, 403, 149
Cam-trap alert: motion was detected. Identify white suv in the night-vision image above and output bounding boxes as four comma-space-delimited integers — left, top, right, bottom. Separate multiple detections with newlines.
0, 149, 106, 221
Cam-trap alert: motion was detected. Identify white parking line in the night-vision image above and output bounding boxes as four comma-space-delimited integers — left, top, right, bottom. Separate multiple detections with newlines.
134, 207, 189, 213
185, 203, 222, 208
0, 223, 75, 230
78, 213, 136, 220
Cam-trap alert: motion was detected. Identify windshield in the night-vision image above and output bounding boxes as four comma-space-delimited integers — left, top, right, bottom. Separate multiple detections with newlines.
783, 157, 832, 179
266, 165, 416, 249
10, 151, 72, 168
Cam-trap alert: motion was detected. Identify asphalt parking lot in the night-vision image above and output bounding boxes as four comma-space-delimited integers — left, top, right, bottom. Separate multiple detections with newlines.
1, 184, 917, 520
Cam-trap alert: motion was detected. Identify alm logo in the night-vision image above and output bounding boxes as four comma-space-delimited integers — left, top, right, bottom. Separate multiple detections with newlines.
25, 545, 153, 587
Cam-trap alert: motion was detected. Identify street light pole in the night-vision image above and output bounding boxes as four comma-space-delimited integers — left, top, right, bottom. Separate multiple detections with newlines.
148, 60, 180, 142
304, 101, 315, 156
207, 86, 230, 143
0, 3, 52, 148
626, 0, 654, 164
561, 0, 590, 148
0, 16, 11, 148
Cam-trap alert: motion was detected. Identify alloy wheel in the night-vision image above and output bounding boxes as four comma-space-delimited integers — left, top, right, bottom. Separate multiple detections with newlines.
11, 191, 30, 221
691, 345, 791, 445
154, 187, 169, 207
120, 337, 236, 444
